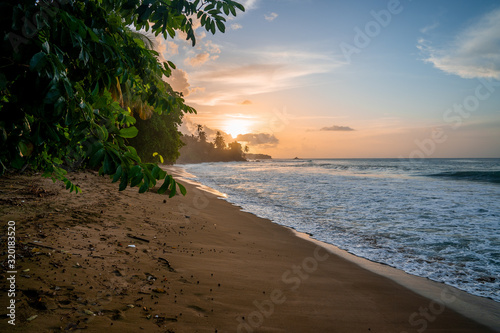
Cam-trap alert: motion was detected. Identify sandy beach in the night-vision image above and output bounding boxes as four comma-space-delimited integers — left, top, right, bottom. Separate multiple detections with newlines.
1, 169, 499, 333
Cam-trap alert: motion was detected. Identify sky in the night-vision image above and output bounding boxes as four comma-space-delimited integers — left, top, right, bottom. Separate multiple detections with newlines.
156, 0, 500, 158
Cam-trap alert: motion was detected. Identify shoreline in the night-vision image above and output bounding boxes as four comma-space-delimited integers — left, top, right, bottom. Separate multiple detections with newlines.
169, 165, 500, 332
295, 232, 500, 331
0, 169, 498, 332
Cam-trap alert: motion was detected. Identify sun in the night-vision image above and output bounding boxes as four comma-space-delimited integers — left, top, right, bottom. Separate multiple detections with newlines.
224, 119, 250, 138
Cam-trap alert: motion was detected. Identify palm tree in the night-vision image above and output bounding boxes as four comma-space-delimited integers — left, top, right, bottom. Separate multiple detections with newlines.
214, 131, 226, 149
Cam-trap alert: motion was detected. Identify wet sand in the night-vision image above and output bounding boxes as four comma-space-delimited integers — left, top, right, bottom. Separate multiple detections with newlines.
0, 170, 498, 332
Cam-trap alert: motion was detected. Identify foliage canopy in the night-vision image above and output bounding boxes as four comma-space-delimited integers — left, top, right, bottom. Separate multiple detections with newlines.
128, 109, 184, 164
0, 0, 244, 195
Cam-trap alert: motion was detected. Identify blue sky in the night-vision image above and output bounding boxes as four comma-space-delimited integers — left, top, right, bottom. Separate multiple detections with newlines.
158, 0, 500, 158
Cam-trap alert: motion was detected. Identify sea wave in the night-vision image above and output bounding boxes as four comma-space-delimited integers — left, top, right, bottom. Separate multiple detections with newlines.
182, 159, 500, 302
427, 171, 500, 184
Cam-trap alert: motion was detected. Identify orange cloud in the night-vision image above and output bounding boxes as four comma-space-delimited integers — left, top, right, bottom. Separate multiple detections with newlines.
235, 133, 279, 147
185, 53, 211, 67
166, 69, 191, 97
320, 125, 355, 132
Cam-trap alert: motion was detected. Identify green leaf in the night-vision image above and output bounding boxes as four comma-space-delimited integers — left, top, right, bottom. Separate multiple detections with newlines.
158, 169, 167, 179
11, 155, 25, 169
139, 180, 149, 193
41, 41, 50, 54
142, 167, 156, 186
119, 171, 128, 191
125, 115, 136, 125
229, 5, 236, 16
127, 145, 139, 156
103, 153, 114, 174
87, 27, 100, 42
63, 80, 74, 98
78, 47, 89, 64
18, 142, 29, 156
29, 52, 46, 71
90, 148, 105, 167
151, 166, 161, 179
119, 126, 139, 138
124, 152, 141, 163
44, 85, 61, 104
130, 173, 143, 187
112, 165, 123, 183
216, 20, 225, 33
234, 2, 245, 12
169, 178, 177, 198
128, 165, 142, 178
92, 82, 99, 96
95, 125, 109, 141
157, 175, 171, 194
89, 141, 104, 156
178, 183, 187, 196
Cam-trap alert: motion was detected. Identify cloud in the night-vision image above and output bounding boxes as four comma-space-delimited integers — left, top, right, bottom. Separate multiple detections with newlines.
240, 100, 252, 105
180, 117, 234, 142
264, 12, 278, 22
189, 86, 206, 95
185, 52, 211, 67
187, 50, 344, 105
165, 69, 191, 97
203, 126, 233, 142
320, 125, 355, 132
231, 23, 243, 30
182, 40, 220, 67
418, 8, 500, 79
239, 0, 259, 10
420, 22, 439, 34
156, 15, 221, 68
157, 11, 345, 106
235, 133, 279, 147
166, 41, 179, 55
154, 37, 179, 65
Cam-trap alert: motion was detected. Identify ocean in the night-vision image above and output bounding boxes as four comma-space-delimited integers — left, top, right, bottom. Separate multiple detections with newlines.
179, 158, 500, 302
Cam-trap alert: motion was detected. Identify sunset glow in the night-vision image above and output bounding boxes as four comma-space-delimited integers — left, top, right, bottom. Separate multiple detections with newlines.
164, 0, 499, 158
224, 119, 251, 138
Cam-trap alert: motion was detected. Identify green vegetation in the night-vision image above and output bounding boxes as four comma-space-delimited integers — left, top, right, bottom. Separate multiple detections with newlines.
0, 0, 244, 195
177, 125, 247, 163
127, 110, 184, 164
245, 153, 272, 160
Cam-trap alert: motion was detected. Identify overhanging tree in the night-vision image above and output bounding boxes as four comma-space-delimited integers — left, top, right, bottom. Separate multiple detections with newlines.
128, 108, 185, 164
0, 0, 244, 195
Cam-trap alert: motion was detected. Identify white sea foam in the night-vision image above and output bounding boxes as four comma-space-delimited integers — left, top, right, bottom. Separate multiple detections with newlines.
180, 158, 500, 302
